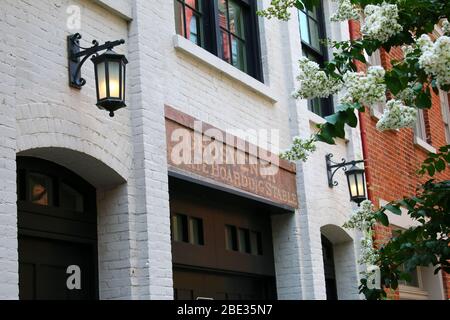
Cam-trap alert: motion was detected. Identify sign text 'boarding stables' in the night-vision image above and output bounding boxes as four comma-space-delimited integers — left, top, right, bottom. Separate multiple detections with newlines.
165, 106, 298, 209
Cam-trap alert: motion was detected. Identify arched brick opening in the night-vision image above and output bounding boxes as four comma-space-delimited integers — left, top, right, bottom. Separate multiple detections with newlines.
320, 224, 359, 300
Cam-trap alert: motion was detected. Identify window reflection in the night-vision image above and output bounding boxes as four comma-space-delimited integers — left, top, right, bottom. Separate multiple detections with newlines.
29, 173, 51, 206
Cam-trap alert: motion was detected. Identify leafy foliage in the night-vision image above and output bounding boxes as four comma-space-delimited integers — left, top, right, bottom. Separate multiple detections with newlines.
357, 147, 450, 299
260, 0, 450, 146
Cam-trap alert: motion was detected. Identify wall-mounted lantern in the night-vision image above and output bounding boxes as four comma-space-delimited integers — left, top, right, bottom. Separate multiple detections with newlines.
326, 154, 367, 205
68, 33, 128, 117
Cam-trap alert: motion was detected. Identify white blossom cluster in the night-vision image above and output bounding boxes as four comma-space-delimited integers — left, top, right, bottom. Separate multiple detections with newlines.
280, 136, 316, 162
376, 99, 418, 131
361, 3, 402, 42
396, 86, 416, 105
359, 230, 379, 265
442, 20, 450, 36
343, 200, 379, 266
343, 200, 377, 231
341, 66, 386, 106
330, 0, 360, 22
417, 34, 450, 89
293, 57, 342, 99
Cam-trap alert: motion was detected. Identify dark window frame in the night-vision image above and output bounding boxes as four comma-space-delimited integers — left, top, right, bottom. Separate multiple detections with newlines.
171, 213, 205, 246
175, 0, 263, 81
298, 1, 334, 117
225, 224, 263, 256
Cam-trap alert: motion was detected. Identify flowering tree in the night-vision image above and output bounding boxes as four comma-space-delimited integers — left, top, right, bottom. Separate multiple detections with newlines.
259, 0, 450, 299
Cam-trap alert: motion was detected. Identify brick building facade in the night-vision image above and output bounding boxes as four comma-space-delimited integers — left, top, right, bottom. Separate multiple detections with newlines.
0, 0, 447, 300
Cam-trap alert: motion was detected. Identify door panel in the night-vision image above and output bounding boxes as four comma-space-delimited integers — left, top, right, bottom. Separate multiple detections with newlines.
173, 267, 276, 300
17, 157, 98, 300
19, 235, 96, 300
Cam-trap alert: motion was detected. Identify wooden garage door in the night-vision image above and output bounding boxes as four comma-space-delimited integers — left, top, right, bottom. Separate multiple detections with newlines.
17, 157, 98, 300
174, 267, 276, 300
169, 177, 277, 300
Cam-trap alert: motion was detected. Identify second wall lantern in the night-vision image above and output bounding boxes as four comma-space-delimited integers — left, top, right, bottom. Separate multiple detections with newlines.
326, 153, 367, 205
68, 33, 128, 117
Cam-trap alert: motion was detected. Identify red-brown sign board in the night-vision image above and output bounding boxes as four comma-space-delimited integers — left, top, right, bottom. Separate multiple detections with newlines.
165, 105, 298, 209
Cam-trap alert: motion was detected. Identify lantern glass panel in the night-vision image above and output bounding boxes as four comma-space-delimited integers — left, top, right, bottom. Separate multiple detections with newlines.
108, 60, 121, 98
356, 172, 365, 196
348, 173, 358, 198
121, 62, 125, 100
97, 61, 107, 100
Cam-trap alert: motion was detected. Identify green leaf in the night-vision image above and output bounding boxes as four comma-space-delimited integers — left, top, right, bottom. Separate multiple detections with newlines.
426, 165, 436, 177
324, 113, 341, 125
385, 204, 402, 216
435, 159, 446, 172
416, 90, 432, 109
385, 73, 402, 94
346, 109, 358, 128
376, 212, 390, 226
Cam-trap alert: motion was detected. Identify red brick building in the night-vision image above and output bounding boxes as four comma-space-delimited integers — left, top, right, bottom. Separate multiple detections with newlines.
349, 20, 450, 300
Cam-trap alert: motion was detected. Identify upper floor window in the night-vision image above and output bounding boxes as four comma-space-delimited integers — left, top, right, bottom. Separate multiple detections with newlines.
172, 213, 205, 246
440, 90, 450, 143
175, 0, 203, 46
415, 109, 428, 143
225, 225, 263, 255
298, 2, 334, 117
175, 0, 263, 80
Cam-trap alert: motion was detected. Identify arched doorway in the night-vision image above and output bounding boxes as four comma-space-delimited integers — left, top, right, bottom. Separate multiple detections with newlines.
320, 224, 360, 300
321, 235, 338, 300
17, 157, 98, 300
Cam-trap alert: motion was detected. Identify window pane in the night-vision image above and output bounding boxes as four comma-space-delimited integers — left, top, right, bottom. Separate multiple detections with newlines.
308, 18, 321, 52
229, 0, 245, 38
185, 8, 202, 45
309, 98, 322, 115
231, 36, 247, 72
189, 217, 204, 245
399, 265, 420, 287
175, 1, 202, 46
238, 228, 251, 254
175, 1, 185, 37
186, 0, 199, 10
220, 30, 231, 63
172, 214, 189, 243
250, 231, 263, 255
308, 5, 319, 20
218, 0, 228, 29
225, 225, 238, 251
299, 11, 310, 44
60, 182, 84, 212
29, 173, 51, 206
415, 110, 426, 140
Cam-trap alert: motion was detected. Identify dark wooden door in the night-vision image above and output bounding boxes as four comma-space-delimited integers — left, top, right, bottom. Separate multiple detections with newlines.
321, 235, 338, 300
17, 157, 98, 300
19, 236, 96, 300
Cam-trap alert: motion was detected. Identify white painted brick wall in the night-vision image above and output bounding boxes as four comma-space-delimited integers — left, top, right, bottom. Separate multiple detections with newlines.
0, 0, 19, 300
0, 0, 364, 300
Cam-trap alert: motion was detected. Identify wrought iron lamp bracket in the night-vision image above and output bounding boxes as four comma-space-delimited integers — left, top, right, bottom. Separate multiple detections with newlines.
326, 153, 365, 188
68, 33, 125, 89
